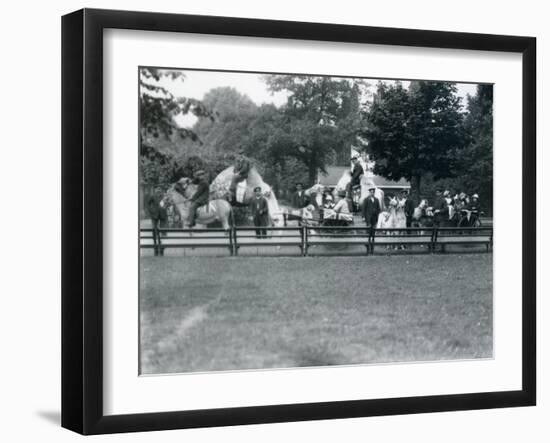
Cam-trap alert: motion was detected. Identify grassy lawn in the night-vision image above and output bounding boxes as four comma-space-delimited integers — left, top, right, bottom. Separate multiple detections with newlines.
140, 254, 492, 374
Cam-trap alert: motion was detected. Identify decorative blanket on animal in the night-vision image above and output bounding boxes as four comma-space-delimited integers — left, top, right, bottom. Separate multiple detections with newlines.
197, 201, 215, 216
210, 165, 285, 227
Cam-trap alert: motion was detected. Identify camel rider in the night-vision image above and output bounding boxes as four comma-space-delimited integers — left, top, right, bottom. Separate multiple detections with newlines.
345, 154, 364, 198
229, 150, 251, 203
188, 170, 210, 227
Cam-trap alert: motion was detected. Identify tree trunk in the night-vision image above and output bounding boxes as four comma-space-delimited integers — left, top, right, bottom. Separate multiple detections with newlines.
308, 164, 318, 187
410, 175, 421, 204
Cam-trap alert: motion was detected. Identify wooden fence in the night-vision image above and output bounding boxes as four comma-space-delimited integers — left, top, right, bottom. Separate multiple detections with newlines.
140, 226, 493, 257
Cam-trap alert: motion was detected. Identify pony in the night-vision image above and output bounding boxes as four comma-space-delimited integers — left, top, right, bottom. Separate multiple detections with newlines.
377, 196, 406, 249
165, 178, 233, 230
210, 166, 285, 227
412, 199, 434, 228
377, 196, 398, 229
395, 197, 407, 229
304, 183, 326, 210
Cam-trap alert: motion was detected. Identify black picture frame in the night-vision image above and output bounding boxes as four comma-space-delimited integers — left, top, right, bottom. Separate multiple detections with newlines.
61, 8, 536, 435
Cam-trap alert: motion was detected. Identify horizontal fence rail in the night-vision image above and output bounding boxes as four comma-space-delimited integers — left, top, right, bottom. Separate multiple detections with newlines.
140, 226, 493, 257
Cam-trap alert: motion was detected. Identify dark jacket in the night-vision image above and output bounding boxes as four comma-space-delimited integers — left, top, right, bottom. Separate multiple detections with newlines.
434, 196, 447, 211
350, 162, 364, 186
234, 158, 251, 178
146, 194, 167, 220
291, 191, 310, 208
404, 198, 415, 218
468, 200, 480, 212
249, 197, 269, 225
362, 195, 381, 225
433, 195, 448, 223
190, 179, 210, 205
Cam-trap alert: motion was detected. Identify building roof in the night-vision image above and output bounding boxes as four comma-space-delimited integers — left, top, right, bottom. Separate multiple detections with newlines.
318, 166, 410, 189
318, 166, 348, 186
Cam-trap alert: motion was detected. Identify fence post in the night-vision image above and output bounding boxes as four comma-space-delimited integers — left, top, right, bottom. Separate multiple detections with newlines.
233, 227, 239, 256
366, 228, 372, 256
369, 228, 376, 255
228, 227, 234, 256
152, 225, 159, 256
158, 227, 164, 256
302, 226, 308, 256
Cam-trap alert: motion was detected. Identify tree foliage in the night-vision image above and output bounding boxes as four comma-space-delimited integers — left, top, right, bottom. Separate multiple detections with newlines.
139, 68, 214, 189
460, 84, 493, 208
139, 68, 213, 141
263, 75, 367, 184
363, 81, 466, 201
191, 87, 257, 154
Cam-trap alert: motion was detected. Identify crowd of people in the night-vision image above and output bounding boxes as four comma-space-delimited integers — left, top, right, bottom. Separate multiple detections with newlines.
286, 184, 482, 230
145, 155, 483, 236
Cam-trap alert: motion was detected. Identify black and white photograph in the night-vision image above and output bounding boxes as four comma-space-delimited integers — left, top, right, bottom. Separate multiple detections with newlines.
139, 67, 494, 375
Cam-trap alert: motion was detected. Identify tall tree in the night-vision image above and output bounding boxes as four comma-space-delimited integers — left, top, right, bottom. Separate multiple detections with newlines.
191, 87, 258, 154
264, 75, 366, 185
460, 84, 493, 211
363, 81, 465, 202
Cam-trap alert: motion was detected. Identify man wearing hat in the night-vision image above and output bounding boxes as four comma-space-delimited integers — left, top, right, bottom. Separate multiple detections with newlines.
468, 193, 481, 225
401, 189, 415, 228
188, 170, 210, 228
291, 182, 310, 208
146, 186, 168, 255
146, 186, 168, 230
362, 186, 381, 233
249, 186, 269, 238
229, 150, 251, 203
346, 154, 364, 198
433, 188, 448, 226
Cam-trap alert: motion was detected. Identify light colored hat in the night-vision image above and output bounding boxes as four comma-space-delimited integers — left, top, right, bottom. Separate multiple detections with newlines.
325, 195, 333, 200
472, 193, 479, 198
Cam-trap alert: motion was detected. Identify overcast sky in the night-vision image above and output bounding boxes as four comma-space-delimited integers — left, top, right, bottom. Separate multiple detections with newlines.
153, 69, 480, 128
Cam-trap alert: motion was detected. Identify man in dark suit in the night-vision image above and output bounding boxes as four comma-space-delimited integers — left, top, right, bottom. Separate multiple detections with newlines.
345, 155, 364, 198
249, 186, 270, 238
362, 187, 381, 234
146, 187, 168, 256
291, 182, 309, 208
432, 188, 447, 226
188, 170, 210, 227
146, 187, 168, 228
402, 189, 415, 228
